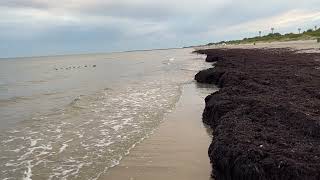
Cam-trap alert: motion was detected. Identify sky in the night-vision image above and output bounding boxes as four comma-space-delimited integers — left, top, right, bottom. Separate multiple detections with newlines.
1, 0, 320, 58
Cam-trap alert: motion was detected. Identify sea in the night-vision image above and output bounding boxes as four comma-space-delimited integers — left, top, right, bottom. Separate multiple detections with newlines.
0, 48, 208, 180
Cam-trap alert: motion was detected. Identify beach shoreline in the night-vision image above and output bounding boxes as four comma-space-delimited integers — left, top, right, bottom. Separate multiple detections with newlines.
101, 83, 217, 180
194, 42, 320, 179
100, 40, 320, 180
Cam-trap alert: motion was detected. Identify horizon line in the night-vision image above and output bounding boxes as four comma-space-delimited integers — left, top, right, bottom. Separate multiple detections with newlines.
0, 46, 188, 60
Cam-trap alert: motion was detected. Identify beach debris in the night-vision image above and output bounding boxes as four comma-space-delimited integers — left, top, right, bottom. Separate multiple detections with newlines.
205, 55, 224, 62
195, 48, 320, 180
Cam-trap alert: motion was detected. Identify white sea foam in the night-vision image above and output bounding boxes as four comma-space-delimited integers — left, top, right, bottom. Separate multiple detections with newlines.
112, 125, 123, 131
22, 161, 32, 180
0, 81, 184, 179
30, 138, 42, 147
59, 144, 68, 154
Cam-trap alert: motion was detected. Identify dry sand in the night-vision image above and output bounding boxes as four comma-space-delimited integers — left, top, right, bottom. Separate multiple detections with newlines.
101, 83, 217, 180
196, 39, 320, 53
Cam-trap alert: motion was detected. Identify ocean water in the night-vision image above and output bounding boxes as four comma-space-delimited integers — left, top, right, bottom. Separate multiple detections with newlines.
0, 48, 207, 180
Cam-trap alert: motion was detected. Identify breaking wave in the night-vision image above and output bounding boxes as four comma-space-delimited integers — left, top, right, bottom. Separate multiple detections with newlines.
0, 81, 182, 180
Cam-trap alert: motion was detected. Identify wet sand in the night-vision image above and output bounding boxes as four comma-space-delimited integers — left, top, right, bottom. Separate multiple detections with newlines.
102, 83, 217, 180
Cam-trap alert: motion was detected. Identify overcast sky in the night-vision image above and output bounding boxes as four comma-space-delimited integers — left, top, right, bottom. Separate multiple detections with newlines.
1, 0, 320, 57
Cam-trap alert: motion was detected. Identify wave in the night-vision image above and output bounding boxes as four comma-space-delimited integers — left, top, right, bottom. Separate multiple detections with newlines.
0, 91, 62, 107
0, 96, 33, 106
0, 81, 182, 180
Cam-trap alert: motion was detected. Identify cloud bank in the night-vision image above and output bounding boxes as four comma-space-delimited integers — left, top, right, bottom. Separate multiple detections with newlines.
1, 0, 320, 57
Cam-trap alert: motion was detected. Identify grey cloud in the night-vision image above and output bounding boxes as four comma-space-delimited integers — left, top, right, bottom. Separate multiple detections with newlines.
0, 0, 320, 57
0, 0, 49, 9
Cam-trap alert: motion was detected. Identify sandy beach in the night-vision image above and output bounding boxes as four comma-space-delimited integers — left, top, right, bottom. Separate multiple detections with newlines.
2, 0, 320, 179
196, 39, 320, 53
101, 40, 320, 180
102, 83, 217, 180
1, 39, 318, 179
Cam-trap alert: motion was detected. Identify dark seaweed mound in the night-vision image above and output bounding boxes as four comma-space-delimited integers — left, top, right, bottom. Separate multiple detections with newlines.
195, 48, 320, 180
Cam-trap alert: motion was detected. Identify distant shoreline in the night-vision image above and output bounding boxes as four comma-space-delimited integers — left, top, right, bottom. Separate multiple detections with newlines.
194, 39, 320, 53
204, 27, 320, 46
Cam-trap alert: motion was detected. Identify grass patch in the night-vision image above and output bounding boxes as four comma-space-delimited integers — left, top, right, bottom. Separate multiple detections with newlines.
208, 28, 320, 45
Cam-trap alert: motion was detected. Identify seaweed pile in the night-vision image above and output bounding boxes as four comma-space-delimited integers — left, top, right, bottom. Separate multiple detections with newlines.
195, 48, 320, 180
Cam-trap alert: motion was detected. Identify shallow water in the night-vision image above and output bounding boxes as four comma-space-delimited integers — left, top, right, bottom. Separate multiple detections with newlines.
0, 49, 208, 180
102, 83, 217, 180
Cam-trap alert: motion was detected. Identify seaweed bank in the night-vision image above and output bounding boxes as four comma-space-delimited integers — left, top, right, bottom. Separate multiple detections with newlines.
194, 47, 320, 179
